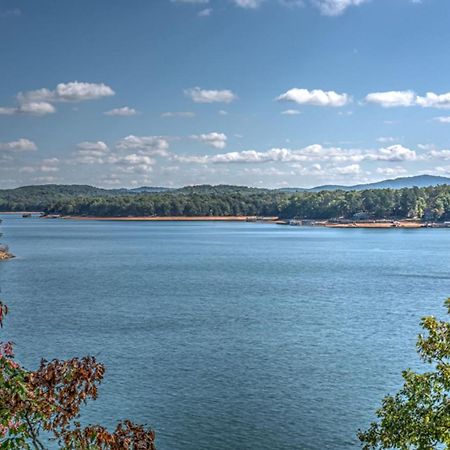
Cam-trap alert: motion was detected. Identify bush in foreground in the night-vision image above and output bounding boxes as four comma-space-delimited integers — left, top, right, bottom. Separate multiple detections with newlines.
0, 301, 156, 449
359, 298, 450, 449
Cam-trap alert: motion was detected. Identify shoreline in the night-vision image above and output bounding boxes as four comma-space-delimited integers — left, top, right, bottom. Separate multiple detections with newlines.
324, 221, 424, 229
61, 215, 275, 222
4, 213, 447, 228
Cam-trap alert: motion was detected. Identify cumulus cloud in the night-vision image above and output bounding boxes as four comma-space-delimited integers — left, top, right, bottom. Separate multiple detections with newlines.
109, 154, 155, 174
104, 106, 138, 116
366, 90, 450, 109
116, 135, 170, 156
428, 149, 450, 160
313, 0, 368, 16
75, 141, 110, 164
184, 87, 237, 103
374, 145, 417, 161
191, 132, 227, 149
416, 92, 450, 109
175, 143, 418, 165
365, 90, 416, 108
334, 164, 361, 175
18, 82, 115, 103
39, 158, 60, 173
277, 88, 350, 107
0, 101, 56, 116
0, 81, 114, 117
0, 138, 37, 152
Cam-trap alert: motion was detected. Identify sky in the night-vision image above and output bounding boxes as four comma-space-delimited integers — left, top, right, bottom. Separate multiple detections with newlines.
1, 0, 450, 189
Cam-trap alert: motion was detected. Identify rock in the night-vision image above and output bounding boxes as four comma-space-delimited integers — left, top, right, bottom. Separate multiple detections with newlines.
0, 250, 14, 260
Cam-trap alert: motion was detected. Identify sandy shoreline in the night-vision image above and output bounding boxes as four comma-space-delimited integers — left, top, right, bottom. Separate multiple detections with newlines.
325, 221, 424, 229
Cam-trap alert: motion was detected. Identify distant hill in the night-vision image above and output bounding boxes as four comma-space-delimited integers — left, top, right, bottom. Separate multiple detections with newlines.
127, 186, 173, 193
174, 184, 269, 195
281, 175, 450, 192
2, 175, 450, 201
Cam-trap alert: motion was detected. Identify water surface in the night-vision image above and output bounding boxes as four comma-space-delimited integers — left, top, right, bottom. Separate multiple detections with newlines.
1, 215, 450, 449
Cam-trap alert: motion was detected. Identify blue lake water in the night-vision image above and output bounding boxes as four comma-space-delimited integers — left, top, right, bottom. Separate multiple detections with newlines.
1, 214, 450, 449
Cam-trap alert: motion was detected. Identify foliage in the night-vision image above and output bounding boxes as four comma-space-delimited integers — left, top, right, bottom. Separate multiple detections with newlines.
1, 184, 450, 221
359, 298, 450, 449
0, 300, 156, 449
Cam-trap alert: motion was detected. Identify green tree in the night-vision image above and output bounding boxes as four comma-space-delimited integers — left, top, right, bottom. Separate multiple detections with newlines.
359, 298, 450, 449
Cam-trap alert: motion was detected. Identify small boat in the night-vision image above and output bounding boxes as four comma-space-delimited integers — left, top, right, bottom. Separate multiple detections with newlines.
22, 213, 32, 218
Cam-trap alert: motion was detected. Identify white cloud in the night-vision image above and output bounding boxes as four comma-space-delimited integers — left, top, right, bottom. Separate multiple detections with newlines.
18, 82, 115, 103
39, 158, 60, 173
0, 101, 55, 116
110, 154, 155, 174
233, 0, 264, 7
31, 176, 59, 184
185, 87, 237, 103
366, 90, 450, 109
175, 143, 418, 165
191, 132, 227, 149
334, 164, 361, 175
365, 90, 416, 107
0, 138, 37, 152
77, 141, 109, 153
376, 167, 408, 176
434, 116, 450, 123
376, 136, 397, 143
75, 141, 110, 164
198, 8, 213, 15
428, 149, 450, 160
0, 107, 17, 115
312, 0, 368, 16
116, 135, 170, 156
104, 106, 138, 116
161, 111, 196, 118
277, 88, 350, 107
232, 0, 264, 7
374, 145, 416, 162
416, 92, 450, 109
281, 109, 302, 115
0, 81, 114, 117
19, 166, 36, 174
18, 102, 56, 115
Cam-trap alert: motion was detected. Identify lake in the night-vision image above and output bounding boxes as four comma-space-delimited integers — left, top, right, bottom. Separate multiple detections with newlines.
1, 215, 450, 449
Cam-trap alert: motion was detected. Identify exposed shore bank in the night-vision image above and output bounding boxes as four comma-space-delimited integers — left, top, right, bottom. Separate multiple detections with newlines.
28, 214, 450, 228
325, 221, 424, 229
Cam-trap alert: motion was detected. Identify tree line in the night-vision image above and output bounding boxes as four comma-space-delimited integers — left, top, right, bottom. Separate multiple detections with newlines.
1, 184, 450, 221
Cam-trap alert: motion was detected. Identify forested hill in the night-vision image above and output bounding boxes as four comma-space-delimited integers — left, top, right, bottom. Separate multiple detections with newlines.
280, 175, 450, 192
1, 183, 450, 221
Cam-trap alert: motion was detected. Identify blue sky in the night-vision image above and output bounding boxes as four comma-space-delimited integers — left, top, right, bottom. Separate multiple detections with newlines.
1, 0, 450, 188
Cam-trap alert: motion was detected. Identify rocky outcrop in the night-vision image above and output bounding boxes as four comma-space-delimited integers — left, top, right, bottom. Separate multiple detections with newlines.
0, 249, 14, 260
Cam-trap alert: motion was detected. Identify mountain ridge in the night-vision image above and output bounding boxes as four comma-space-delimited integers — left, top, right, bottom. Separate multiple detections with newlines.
1, 174, 450, 195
